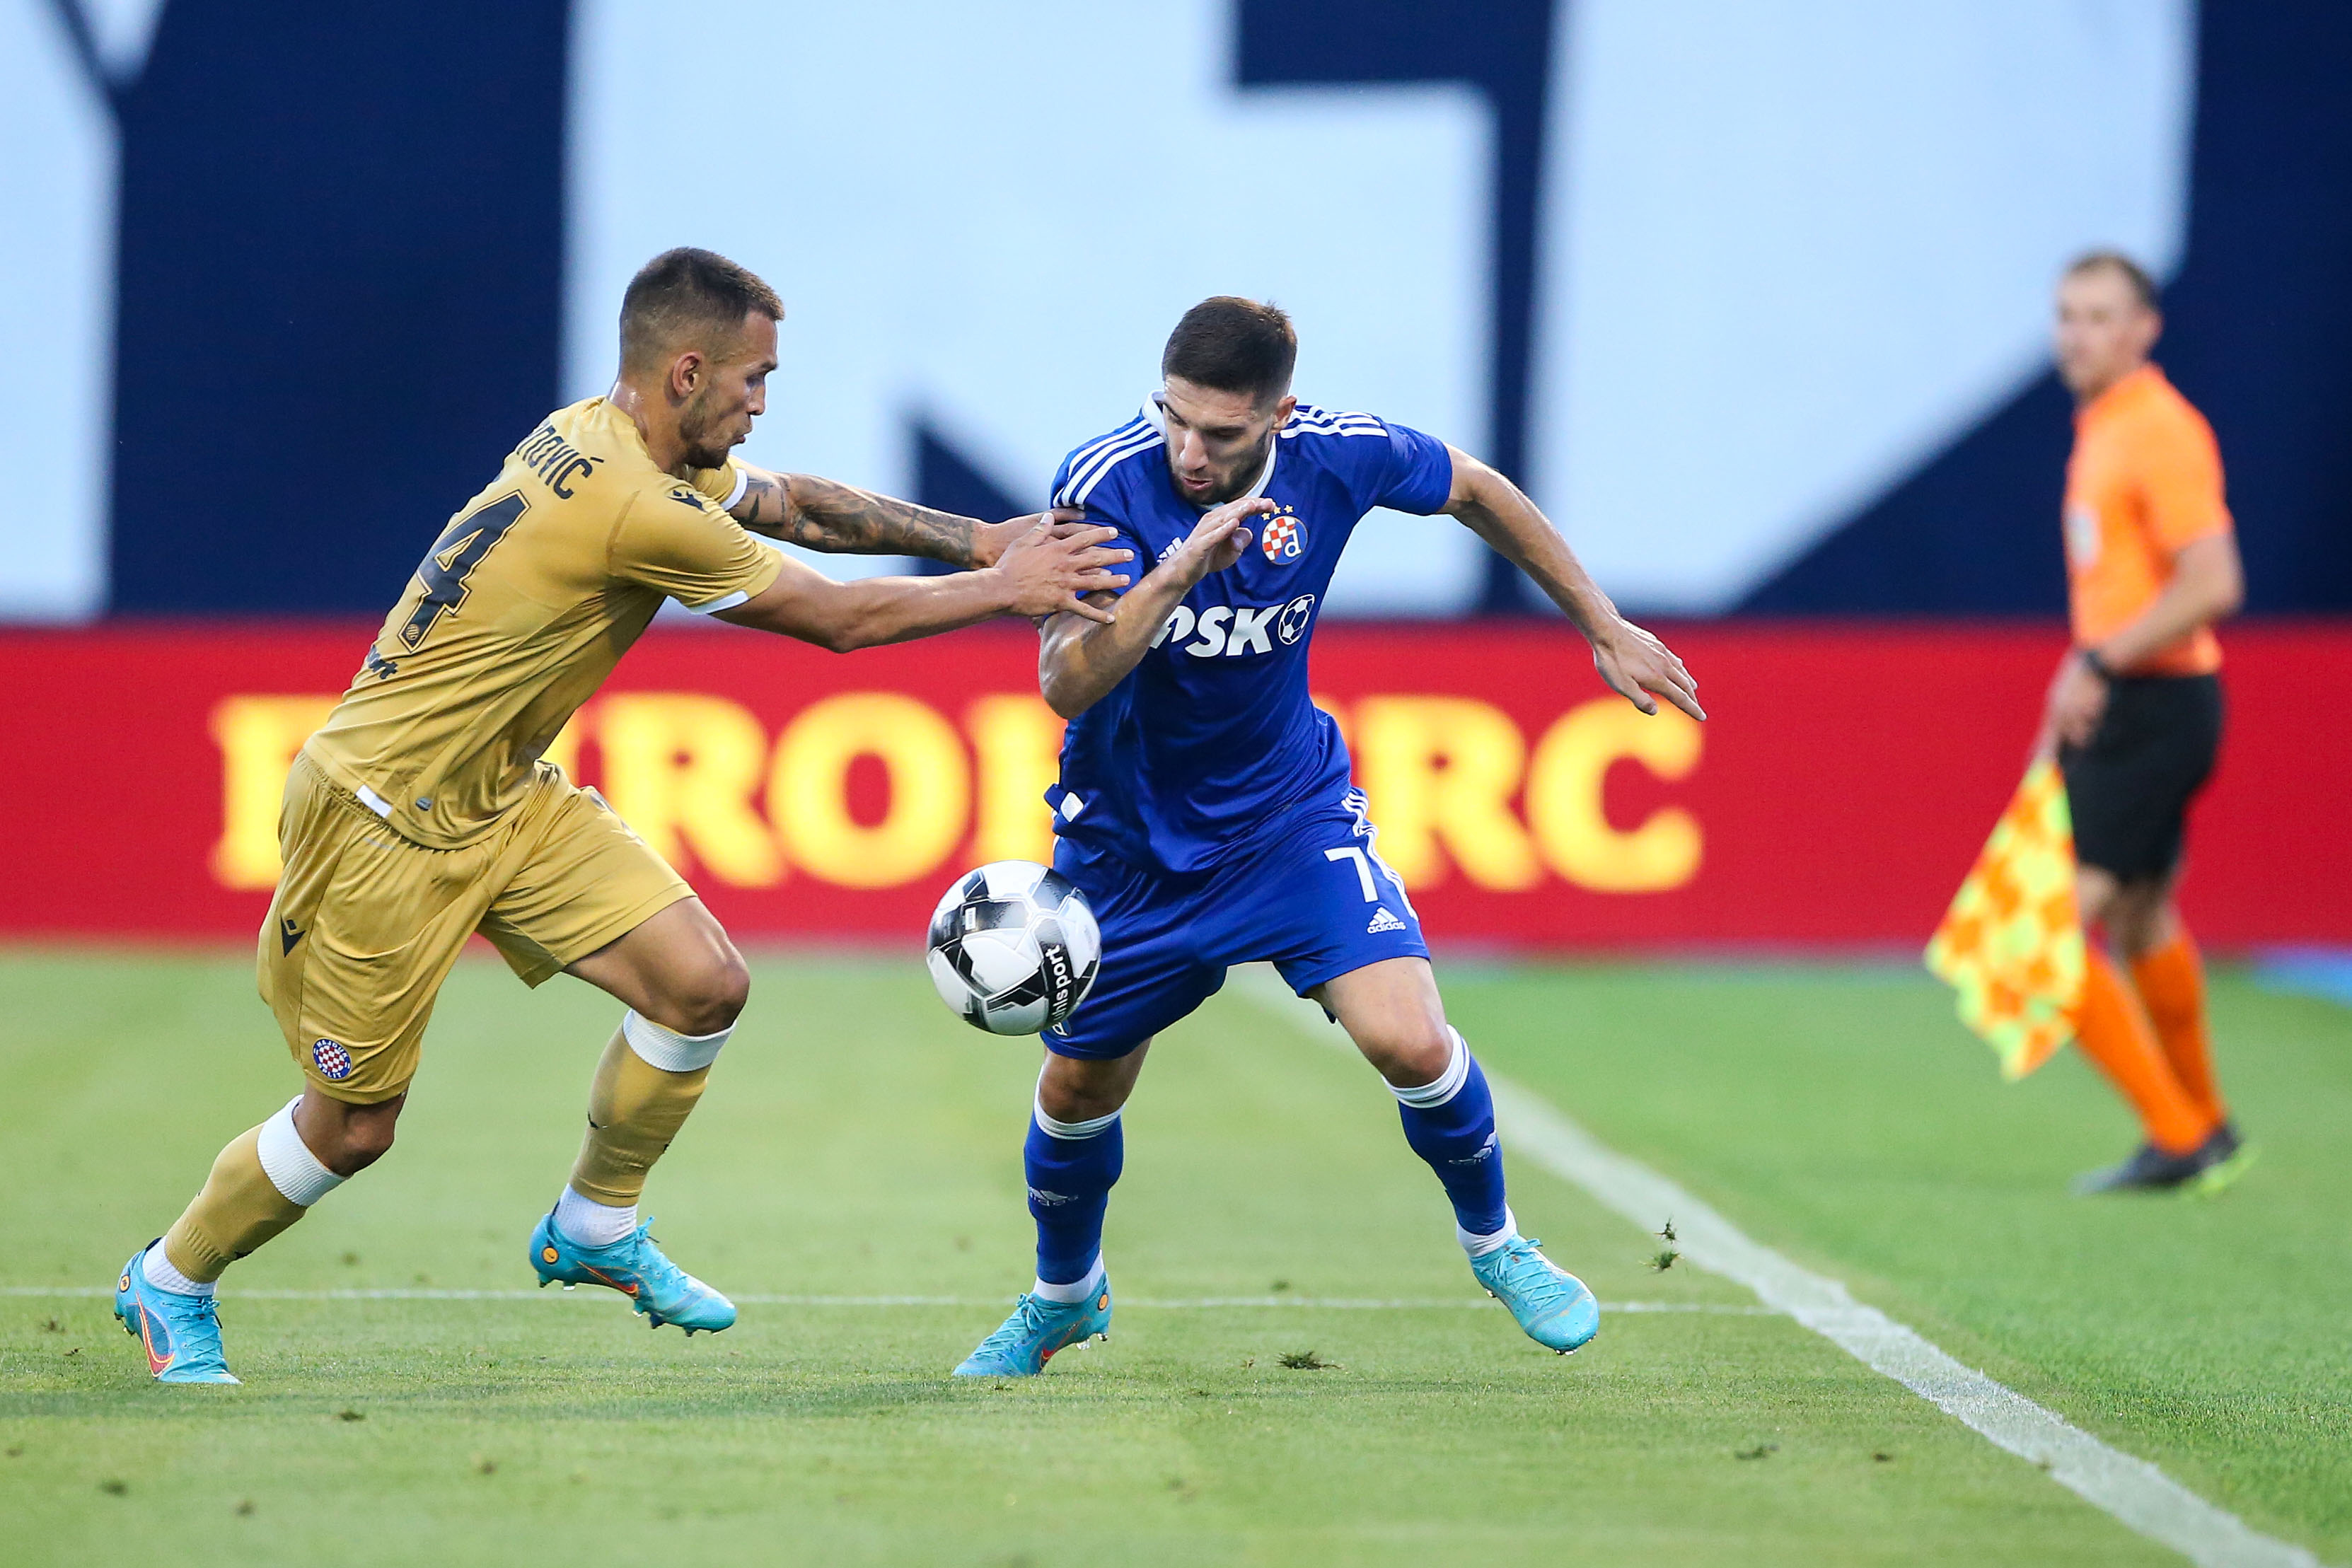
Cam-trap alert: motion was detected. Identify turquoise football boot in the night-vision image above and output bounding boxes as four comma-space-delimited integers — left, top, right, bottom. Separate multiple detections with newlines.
528, 1211, 736, 1335
952, 1282, 1113, 1376
1471, 1237, 1599, 1354
114, 1242, 239, 1384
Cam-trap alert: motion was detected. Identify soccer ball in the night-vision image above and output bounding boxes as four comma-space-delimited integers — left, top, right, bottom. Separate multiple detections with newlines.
925, 861, 1102, 1035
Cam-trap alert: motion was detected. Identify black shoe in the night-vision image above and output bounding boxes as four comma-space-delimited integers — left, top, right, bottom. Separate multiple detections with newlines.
2072, 1136, 2214, 1195
2189, 1120, 2259, 1195
2203, 1120, 2242, 1164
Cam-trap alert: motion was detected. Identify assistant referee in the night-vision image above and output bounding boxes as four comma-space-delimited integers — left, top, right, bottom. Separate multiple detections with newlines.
2039, 251, 2250, 1195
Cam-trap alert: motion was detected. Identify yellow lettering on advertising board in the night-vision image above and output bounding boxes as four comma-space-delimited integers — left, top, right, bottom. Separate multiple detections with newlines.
770, 692, 970, 888
209, 695, 340, 888
965, 693, 1064, 866
596, 694, 783, 885
1351, 696, 1542, 891
1525, 699, 1703, 892
207, 686, 1703, 900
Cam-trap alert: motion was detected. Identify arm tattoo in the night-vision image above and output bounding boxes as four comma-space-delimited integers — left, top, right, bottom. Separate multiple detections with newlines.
734, 472, 792, 533
735, 471, 980, 565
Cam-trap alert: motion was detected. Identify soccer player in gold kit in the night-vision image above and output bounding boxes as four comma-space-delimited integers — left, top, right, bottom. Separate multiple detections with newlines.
113, 248, 1132, 1382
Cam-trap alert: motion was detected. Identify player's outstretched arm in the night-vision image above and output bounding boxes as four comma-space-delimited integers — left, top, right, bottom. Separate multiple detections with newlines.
1038, 495, 1274, 719
727, 462, 1075, 569
716, 522, 1130, 651
1442, 446, 1704, 721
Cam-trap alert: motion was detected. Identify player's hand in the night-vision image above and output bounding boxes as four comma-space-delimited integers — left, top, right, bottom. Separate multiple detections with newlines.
2041, 650, 2109, 753
972, 506, 1087, 569
1591, 619, 1704, 720
1170, 495, 1275, 582
997, 521, 1132, 625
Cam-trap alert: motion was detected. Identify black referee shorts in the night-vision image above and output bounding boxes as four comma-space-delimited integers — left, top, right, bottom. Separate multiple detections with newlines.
2058, 673, 2223, 883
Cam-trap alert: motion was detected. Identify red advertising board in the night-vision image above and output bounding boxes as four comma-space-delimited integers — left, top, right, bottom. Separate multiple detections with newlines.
4, 622, 2345, 948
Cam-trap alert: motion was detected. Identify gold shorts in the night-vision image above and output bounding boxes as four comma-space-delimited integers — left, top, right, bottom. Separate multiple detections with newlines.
257, 750, 693, 1103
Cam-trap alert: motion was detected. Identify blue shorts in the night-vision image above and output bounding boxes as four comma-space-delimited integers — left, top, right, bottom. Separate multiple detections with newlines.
1044, 789, 1429, 1060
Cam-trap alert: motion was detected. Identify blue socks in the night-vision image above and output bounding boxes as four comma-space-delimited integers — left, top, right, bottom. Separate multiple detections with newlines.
1393, 1029, 1512, 1243
1026, 1094, 1122, 1298
1020, 1030, 1507, 1295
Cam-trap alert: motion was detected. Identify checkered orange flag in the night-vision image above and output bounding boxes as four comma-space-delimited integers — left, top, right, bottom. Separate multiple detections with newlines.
1924, 759, 2085, 1080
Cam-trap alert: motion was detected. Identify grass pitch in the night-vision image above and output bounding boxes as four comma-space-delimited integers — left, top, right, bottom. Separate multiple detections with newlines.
1, 949, 2344, 1565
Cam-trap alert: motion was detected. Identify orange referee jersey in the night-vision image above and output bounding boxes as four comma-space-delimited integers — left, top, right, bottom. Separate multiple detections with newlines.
2063, 364, 2232, 675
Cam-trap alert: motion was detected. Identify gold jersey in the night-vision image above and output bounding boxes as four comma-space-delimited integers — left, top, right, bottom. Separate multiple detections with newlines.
304, 397, 782, 849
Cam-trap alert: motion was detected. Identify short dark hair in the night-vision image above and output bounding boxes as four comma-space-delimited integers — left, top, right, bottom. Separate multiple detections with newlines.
1162, 296, 1297, 402
619, 247, 782, 372
2065, 250, 2160, 310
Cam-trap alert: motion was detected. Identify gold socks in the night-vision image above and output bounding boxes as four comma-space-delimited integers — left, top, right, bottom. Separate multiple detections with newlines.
567, 1016, 724, 1207
161, 1126, 308, 1283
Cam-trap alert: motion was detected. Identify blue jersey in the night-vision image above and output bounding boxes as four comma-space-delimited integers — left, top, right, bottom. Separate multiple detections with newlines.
1045, 399, 1454, 875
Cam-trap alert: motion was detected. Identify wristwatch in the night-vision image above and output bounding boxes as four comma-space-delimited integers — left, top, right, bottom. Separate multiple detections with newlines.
2079, 647, 2115, 681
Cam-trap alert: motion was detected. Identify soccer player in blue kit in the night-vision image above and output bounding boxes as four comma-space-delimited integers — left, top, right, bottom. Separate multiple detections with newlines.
954, 298, 1703, 1376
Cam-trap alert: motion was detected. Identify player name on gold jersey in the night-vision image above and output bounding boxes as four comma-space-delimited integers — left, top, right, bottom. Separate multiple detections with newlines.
303, 397, 780, 850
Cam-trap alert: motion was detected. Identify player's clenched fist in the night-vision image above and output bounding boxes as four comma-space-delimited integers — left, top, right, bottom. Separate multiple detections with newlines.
997, 521, 1133, 624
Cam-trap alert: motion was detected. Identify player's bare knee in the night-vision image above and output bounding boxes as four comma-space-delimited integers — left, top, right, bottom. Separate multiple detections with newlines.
690, 991, 746, 1034
1369, 1023, 1454, 1091
1041, 1077, 1123, 1124
329, 1135, 393, 1178
296, 1090, 402, 1176
709, 950, 753, 1027
651, 947, 748, 1036
324, 1112, 398, 1176
1039, 1052, 1140, 1123
1037, 1081, 1090, 1123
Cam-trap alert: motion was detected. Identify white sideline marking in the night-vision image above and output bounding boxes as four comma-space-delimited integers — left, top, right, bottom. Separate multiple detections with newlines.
1235, 970, 2319, 1568
0, 1285, 1764, 1314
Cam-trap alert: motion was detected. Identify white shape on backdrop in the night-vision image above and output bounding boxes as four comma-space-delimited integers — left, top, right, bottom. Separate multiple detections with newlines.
0, 0, 2204, 622
0, 0, 118, 620
566, 0, 1493, 613
1534, 0, 2197, 612
76, 0, 170, 82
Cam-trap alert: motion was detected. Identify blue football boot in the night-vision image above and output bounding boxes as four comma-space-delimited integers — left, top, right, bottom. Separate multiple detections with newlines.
115, 1242, 239, 1384
952, 1282, 1113, 1376
1471, 1237, 1599, 1354
528, 1211, 736, 1335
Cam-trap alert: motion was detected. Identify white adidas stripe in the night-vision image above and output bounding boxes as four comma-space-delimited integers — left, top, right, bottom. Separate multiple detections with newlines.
1050, 403, 1377, 511
1055, 424, 1160, 506
1286, 405, 1384, 430
1056, 414, 1159, 499
1058, 429, 1165, 507
1057, 419, 1153, 494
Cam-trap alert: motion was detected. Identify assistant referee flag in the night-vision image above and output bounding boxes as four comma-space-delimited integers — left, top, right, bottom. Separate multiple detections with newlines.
1925, 760, 2085, 1079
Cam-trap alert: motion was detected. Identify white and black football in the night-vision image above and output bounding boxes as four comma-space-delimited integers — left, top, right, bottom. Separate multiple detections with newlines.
924, 860, 1102, 1035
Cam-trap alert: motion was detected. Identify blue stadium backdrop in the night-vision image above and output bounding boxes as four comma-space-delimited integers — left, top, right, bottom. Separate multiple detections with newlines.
2, 0, 2346, 622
